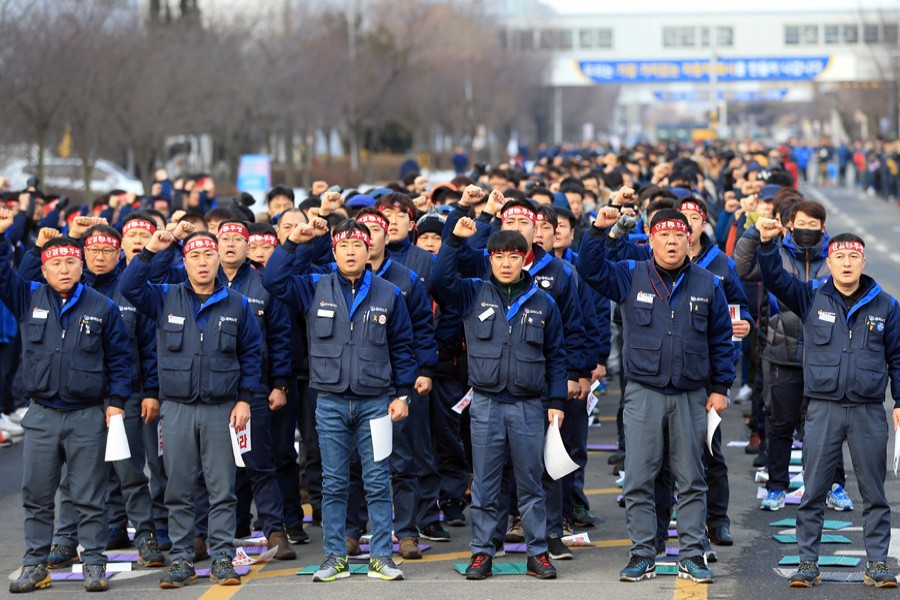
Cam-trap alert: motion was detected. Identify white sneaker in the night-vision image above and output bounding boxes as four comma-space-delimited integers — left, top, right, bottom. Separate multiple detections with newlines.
10, 406, 28, 424
736, 384, 753, 402
0, 413, 24, 436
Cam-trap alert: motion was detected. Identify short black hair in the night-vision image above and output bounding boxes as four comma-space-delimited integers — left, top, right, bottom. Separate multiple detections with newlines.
602, 170, 623, 190
267, 185, 295, 203
554, 207, 576, 229
646, 199, 675, 217
529, 187, 554, 204
499, 198, 537, 218
535, 205, 558, 228
502, 188, 527, 202
765, 170, 794, 188
649, 208, 689, 231
487, 230, 528, 254
44, 236, 82, 252
375, 192, 416, 216
205, 207, 237, 223
828, 232, 864, 247
84, 224, 122, 242
248, 222, 277, 238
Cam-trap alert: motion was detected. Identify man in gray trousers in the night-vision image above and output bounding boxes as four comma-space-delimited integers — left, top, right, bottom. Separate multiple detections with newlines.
121, 228, 262, 589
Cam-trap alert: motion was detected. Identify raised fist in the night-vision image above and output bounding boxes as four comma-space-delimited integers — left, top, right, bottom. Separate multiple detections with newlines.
452, 217, 477, 239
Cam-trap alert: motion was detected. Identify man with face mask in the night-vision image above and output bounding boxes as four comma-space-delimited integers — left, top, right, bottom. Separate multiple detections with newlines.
0, 210, 133, 594
120, 229, 263, 589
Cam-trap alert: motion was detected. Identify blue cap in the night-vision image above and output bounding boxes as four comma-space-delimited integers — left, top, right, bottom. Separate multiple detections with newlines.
346, 194, 375, 208
745, 160, 762, 173
758, 184, 781, 201
666, 186, 692, 200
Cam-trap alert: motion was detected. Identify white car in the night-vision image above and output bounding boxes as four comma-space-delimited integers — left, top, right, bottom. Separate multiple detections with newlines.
1, 158, 144, 195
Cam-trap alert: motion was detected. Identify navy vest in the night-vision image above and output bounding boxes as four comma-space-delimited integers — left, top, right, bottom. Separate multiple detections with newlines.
621, 261, 717, 391
462, 281, 550, 398
156, 285, 246, 403
803, 280, 895, 403
21, 283, 117, 406
306, 271, 399, 396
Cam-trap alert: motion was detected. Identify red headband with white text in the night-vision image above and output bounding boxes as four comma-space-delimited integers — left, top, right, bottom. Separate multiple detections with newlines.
650, 219, 691, 236
828, 241, 865, 256
332, 228, 371, 248
183, 237, 218, 255
41, 245, 82, 264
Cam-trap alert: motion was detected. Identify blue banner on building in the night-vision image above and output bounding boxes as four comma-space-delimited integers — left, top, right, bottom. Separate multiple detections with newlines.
578, 56, 830, 84
652, 89, 790, 103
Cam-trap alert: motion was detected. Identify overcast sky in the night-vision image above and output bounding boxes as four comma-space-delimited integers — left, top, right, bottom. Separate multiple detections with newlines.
546, 0, 900, 14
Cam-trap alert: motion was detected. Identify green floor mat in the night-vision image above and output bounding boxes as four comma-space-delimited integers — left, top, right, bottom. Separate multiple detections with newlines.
656, 564, 679, 576
453, 562, 527, 576
772, 534, 851, 544
296, 564, 369, 575
779, 556, 860, 567
769, 518, 852, 530
769, 518, 797, 527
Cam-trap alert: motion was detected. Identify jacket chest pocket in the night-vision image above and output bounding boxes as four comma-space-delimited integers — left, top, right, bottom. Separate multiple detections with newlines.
366, 318, 387, 346
523, 320, 544, 345
314, 313, 335, 338
163, 320, 184, 352
217, 320, 238, 353
121, 311, 137, 339
690, 302, 708, 333
476, 315, 495, 340
76, 321, 103, 353
812, 323, 833, 346
26, 318, 47, 344
632, 304, 653, 327
866, 325, 885, 351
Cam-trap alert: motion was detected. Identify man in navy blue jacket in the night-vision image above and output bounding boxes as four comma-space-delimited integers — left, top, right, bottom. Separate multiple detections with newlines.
433, 219, 566, 581
120, 228, 262, 589
577, 207, 735, 585
756, 222, 900, 589
0, 210, 132, 594
263, 218, 417, 583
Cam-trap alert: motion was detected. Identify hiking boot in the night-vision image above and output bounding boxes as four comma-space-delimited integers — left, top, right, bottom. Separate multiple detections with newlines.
526, 552, 557, 579
441, 499, 466, 527
678, 555, 713, 583
106, 526, 130, 550
865, 561, 898, 588
83, 564, 108, 592
345, 536, 361, 557
420, 521, 450, 542
745, 432, 761, 454
465, 552, 492, 580
137, 533, 166, 568
826, 484, 854, 511
505, 517, 525, 543
10, 563, 51, 593
573, 504, 597, 527
548, 534, 573, 560
48, 543, 78, 569
708, 525, 733, 546
193, 535, 209, 562
760, 490, 786, 511
367, 556, 404, 580
268, 531, 297, 561
209, 553, 240, 585
286, 525, 309, 545
159, 558, 197, 588
789, 560, 821, 588
235, 523, 252, 539
312, 554, 350, 582
156, 528, 173, 551
399, 536, 422, 559
619, 555, 656, 581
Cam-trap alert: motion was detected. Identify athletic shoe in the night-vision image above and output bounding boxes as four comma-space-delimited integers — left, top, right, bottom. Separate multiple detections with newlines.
441, 499, 467, 526
0, 413, 24, 435
159, 559, 197, 588
48, 543, 78, 569
826, 484, 854, 511
420, 522, 450, 542
286, 525, 310, 545
137, 533, 166, 567
526, 552, 557, 579
209, 553, 240, 585
9, 563, 51, 593
367, 556, 404, 580
789, 561, 820, 588
505, 517, 525, 543
82, 564, 108, 592
465, 552, 492, 580
760, 490, 786, 511
573, 504, 597, 527
548, 534, 573, 560
10, 406, 28, 424
0, 430, 12, 448
678, 555, 713, 583
865, 561, 898, 588
312, 554, 350, 582
493, 539, 506, 557
106, 527, 130, 550
735, 384, 753, 402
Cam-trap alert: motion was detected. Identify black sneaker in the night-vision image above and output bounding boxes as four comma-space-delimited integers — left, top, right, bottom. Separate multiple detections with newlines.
106, 526, 130, 550
159, 559, 197, 589
526, 552, 557, 579
619, 554, 656, 582
235, 523, 252, 539
465, 553, 492, 580
209, 553, 241, 586
548, 535, 574, 560
420, 522, 450, 542
572, 504, 597, 527
864, 561, 897, 588
83, 564, 108, 592
137, 533, 166, 568
10, 563, 51, 593
441, 499, 467, 527
789, 560, 820, 588
753, 452, 768, 469
48, 543, 78, 569
286, 525, 310, 545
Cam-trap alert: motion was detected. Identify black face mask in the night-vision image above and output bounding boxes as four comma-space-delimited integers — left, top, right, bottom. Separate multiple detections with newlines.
791, 228, 823, 248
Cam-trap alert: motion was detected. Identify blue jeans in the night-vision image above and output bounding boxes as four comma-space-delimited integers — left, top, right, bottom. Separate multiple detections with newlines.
316, 393, 392, 558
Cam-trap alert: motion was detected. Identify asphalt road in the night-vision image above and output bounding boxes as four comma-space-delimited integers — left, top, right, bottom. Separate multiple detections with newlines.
0, 182, 897, 599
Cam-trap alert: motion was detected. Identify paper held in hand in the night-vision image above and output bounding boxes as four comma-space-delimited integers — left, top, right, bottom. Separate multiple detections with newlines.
452, 388, 474, 414
707, 408, 722, 454
728, 304, 740, 342
544, 415, 579, 480
229, 419, 252, 468
370, 413, 393, 462
105, 413, 131, 462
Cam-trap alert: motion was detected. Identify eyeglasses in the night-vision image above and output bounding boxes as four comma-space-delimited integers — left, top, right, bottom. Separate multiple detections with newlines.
85, 247, 118, 257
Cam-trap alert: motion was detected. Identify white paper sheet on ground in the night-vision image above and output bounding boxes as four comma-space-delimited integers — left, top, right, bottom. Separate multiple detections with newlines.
893, 432, 900, 476
544, 415, 579, 480
233, 536, 267, 546
105, 414, 131, 462
586, 381, 601, 415
726, 440, 749, 447
754, 471, 769, 483
73, 563, 131, 573
562, 532, 592, 546
370, 414, 393, 462
229, 423, 246, 467
233, 546, 278, 566
706, 408, 721, 454
452, 388, 474, 414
